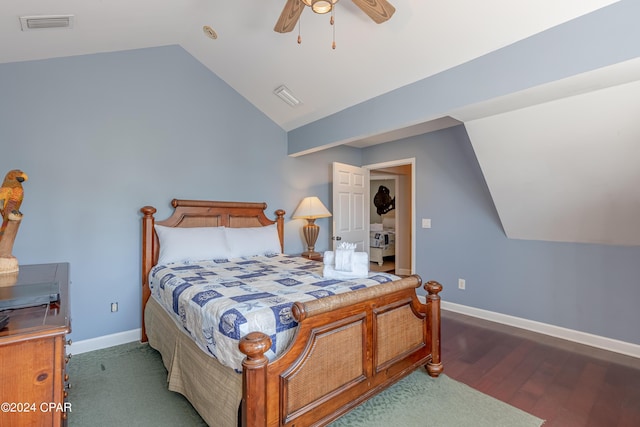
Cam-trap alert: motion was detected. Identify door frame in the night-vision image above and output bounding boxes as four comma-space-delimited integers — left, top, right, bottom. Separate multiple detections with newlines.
364, 158, 415, 276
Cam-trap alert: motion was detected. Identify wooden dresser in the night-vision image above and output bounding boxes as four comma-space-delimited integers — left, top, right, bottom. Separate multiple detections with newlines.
0, 263, 71, 427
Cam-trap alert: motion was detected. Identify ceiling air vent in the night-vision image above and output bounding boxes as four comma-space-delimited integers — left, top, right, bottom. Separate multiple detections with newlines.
19, 15, 75, 31
274, 85, 302, 107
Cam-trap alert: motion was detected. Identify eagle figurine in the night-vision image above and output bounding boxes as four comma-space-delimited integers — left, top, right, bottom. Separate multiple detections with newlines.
0, 169, 28, 237
373, 185, 395, 216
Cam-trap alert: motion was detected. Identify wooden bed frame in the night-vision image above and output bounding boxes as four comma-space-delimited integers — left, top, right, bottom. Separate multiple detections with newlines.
140, 199, 443, 427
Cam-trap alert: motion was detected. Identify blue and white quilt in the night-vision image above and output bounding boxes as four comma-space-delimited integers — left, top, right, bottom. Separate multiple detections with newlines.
149, 254, 398, 371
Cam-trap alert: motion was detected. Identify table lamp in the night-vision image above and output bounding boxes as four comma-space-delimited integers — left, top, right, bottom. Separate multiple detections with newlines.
292, 196, 332, 259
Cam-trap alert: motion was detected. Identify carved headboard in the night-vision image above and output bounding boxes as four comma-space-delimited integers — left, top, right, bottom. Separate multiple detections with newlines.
139, 199, 285, 341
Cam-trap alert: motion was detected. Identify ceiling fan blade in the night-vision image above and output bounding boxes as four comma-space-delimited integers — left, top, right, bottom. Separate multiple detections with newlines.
274, 0, 305, 33
351, 0, 396, 24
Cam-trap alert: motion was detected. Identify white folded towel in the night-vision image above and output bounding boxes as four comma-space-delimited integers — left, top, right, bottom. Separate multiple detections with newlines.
323, 251, 334, 266
323, 264, 368, 279
322, 250, 369, 279
335, 247, 354, 271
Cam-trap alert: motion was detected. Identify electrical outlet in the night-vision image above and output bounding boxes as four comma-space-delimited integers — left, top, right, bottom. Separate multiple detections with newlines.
421, 218, 431, 228
111, 302, 118, 312
458, 279, 466, 290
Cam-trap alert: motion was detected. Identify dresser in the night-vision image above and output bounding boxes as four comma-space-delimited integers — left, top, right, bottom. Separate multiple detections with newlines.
0, 263, 71, 427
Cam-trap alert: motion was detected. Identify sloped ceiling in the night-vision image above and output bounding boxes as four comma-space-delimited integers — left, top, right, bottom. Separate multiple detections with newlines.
461, 59, 640, 245
0, 0, 619, 131
2, 0, 637, 247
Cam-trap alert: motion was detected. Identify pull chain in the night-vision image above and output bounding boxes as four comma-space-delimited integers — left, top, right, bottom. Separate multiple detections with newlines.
294, 5, 337, 49
331, 6, 336, 49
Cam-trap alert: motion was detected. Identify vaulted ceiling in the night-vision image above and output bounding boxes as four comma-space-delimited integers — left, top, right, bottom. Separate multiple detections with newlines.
0, 0, 619, 130
2, 0, 638, 246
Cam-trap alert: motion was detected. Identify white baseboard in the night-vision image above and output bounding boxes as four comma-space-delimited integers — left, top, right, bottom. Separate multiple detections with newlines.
71, 303, 640, 360
442, 301, 640, 359
71, 328, 141, 355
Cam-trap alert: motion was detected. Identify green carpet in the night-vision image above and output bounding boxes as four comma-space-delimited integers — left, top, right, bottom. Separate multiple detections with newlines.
68, 342, 544, 427
328, 370, 543, 427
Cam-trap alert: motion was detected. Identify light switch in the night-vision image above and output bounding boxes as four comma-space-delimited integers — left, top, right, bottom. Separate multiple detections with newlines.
422, 218, 431, 228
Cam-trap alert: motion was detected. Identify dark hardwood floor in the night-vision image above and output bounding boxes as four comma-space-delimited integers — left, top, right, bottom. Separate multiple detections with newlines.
441, 310, 640, 427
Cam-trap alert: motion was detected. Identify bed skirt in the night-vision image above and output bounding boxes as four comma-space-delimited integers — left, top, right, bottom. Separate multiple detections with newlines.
145, 296, 243, 427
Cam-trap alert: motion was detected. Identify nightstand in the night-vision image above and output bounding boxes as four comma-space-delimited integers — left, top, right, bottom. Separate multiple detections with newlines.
300, 252, 323, 262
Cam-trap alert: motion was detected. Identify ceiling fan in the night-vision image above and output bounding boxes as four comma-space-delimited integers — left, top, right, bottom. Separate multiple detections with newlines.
274, 0, 396, 33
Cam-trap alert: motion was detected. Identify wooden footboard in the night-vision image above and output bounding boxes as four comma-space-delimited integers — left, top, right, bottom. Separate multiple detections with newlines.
240, 275, 442, 427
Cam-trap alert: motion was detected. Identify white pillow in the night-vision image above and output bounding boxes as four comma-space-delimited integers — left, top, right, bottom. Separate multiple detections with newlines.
225, 224, 282, 258
154, 225, 229, 265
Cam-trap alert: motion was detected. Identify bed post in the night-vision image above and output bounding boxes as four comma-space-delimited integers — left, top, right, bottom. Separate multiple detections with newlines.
274, 209, 285, 253
239, 332, 272, 427
140, 206, 157, 343
425, 280, 444, 377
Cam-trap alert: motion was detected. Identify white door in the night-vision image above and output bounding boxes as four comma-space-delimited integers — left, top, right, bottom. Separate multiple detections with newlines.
332, 162, 370, 252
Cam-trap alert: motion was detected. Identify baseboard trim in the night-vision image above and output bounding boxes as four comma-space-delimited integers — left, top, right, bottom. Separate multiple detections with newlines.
71, 329, 141, 355
72, 304, 640, 359
441, 301, 640, 359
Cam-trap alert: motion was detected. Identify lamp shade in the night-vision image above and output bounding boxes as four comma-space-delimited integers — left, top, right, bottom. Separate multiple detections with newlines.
292, 196, 332, 219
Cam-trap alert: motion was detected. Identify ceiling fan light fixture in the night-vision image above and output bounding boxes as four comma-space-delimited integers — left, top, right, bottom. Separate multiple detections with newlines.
302, 0, 339, 14
312, 0, 332, 14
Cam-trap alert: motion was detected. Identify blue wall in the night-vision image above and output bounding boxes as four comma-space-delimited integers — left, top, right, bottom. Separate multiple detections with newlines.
1, 44, 638, 348
0, 46, 355, 341
362, 126, 640, 345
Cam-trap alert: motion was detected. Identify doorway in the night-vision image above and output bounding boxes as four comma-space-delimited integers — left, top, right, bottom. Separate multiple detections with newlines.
331, 159, 415, 276
366, 159, 414, 276
369, 174, 397, 273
